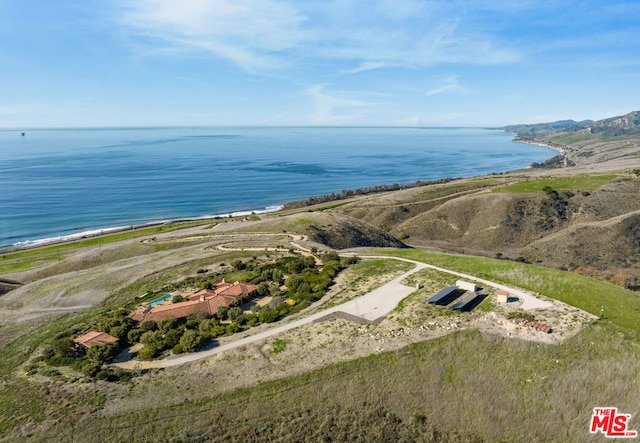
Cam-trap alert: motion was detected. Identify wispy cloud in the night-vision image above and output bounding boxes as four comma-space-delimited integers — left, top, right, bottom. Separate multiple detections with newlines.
305, 84, 387, 125
119, 0, 307, 71
339, 61, 391, 75
116, 0, 522, 73
426, 74, 464, 96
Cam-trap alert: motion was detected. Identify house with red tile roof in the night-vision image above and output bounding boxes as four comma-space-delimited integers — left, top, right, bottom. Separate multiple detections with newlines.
128, 281, 258, 325
74, 331, 119, 349
187, 281, 258, 302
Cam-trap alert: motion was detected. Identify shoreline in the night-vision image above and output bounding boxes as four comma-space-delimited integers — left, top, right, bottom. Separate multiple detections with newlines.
508, 134, 570, 156
2, 135, 560, 253
1, 205, 284, 253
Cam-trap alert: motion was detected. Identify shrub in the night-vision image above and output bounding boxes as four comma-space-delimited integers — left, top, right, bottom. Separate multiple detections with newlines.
227, 306, 243, 321
259, 309, 279, 323
51, 337, 79, 358
231, 260, 246, 271
81, 360, 102, 377
95, 370, 110, 380
322, 251, 340, 263
138, 345, 159, 360
127, 328, 143, 344
86, 342, 119, 364
140, 330, 164, 349
210, 325, 226, 337
172, 295, 185, 303
172, 344, 184, 354
163, 329, 183, 348
140, 320, 158, 332
225, 323, 241, 335
109, 325, 130, 342
180, 330, 205, 353
158, 317, 178, 334
506, 311, 536, 322
216, 305, 229, 320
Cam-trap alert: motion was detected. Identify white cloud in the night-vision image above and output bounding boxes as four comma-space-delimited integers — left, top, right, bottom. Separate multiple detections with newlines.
116, 0, 522, 73
339, 61, 391, 75
305, 84, 385, 125
426, 74, 464, 96
119, 0, 307, 70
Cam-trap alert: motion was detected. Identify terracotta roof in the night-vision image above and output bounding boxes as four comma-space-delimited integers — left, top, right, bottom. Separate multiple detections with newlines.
188, 282, 257, 302
74, 331, 119, 348
128, 281, 258, 325
188, 288, 217, 301
215, 281, 257, 298
497, 290, 510, 296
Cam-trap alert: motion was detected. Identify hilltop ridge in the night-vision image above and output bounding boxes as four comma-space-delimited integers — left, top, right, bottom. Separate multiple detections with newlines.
504, 110, 640, 138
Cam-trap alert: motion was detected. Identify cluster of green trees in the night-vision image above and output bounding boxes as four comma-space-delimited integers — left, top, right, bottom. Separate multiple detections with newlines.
43, 318, 130, 382
283, 178, 455, 209
36, 250, 357, 381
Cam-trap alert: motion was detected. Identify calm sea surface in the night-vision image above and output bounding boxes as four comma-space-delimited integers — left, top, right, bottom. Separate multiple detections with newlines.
0, 127, 554, 248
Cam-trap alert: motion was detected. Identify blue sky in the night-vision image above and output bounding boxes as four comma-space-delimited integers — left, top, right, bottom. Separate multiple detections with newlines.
0, 0, 639, 127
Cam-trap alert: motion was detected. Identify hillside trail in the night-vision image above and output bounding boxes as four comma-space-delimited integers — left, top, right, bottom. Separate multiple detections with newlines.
526, 208, 640, 246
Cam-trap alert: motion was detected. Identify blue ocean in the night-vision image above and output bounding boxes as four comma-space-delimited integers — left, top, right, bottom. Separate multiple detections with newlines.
0, 127, 554, 248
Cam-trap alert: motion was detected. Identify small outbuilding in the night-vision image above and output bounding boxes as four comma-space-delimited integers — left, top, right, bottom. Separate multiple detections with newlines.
456, 280, 477, 292
496, 290, 510, 303
74, 331, 119, 349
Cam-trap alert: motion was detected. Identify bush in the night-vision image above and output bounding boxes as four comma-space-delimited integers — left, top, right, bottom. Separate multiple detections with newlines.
216, 305, 229, 320
109, 325, 131, 342
180, 330, 205, 353
227, 306, 243, 321
138, 345, 159, 360
322, 251, 340, 263
245, 314, 258, 327
225, 323, 241, 335
127, 328, 143, 343
158, 317, 178, 334
163, 329, 183, 348
259, 309, 279, 323
140, 320, 158, 332
172, 344, 184, 354
86, 342, 119, 364
172, 295, 186, 303
81, 360, 102, 377
198, 318, 219, 335
506, 311, 536, 322
140, 330, 165, 349
210, 325, 226, 337
231, 260, 246, 271
95, 370, 110, 380
51, 337, 79, 358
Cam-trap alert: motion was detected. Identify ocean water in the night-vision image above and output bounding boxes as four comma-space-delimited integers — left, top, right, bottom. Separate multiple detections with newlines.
0, 126, 554, 248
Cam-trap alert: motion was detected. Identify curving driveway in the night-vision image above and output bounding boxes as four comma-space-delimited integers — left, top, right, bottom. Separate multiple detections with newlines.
116, 255, 550, 369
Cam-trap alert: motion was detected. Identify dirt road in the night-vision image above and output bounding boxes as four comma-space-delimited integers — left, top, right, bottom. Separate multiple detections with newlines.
116, 256, 550, 369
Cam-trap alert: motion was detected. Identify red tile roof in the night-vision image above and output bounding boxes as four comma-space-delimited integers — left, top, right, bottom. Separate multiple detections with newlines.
129, 281, 257, 325
74, 331, 119, 348
216, 281, 258, 298
188, 281, 257, 301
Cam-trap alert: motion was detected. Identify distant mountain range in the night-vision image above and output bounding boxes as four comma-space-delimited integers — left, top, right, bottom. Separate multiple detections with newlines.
504, 110, 640, 138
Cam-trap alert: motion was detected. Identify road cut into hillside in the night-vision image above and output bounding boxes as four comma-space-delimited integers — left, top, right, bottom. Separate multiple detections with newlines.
116, 256, 551, 369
